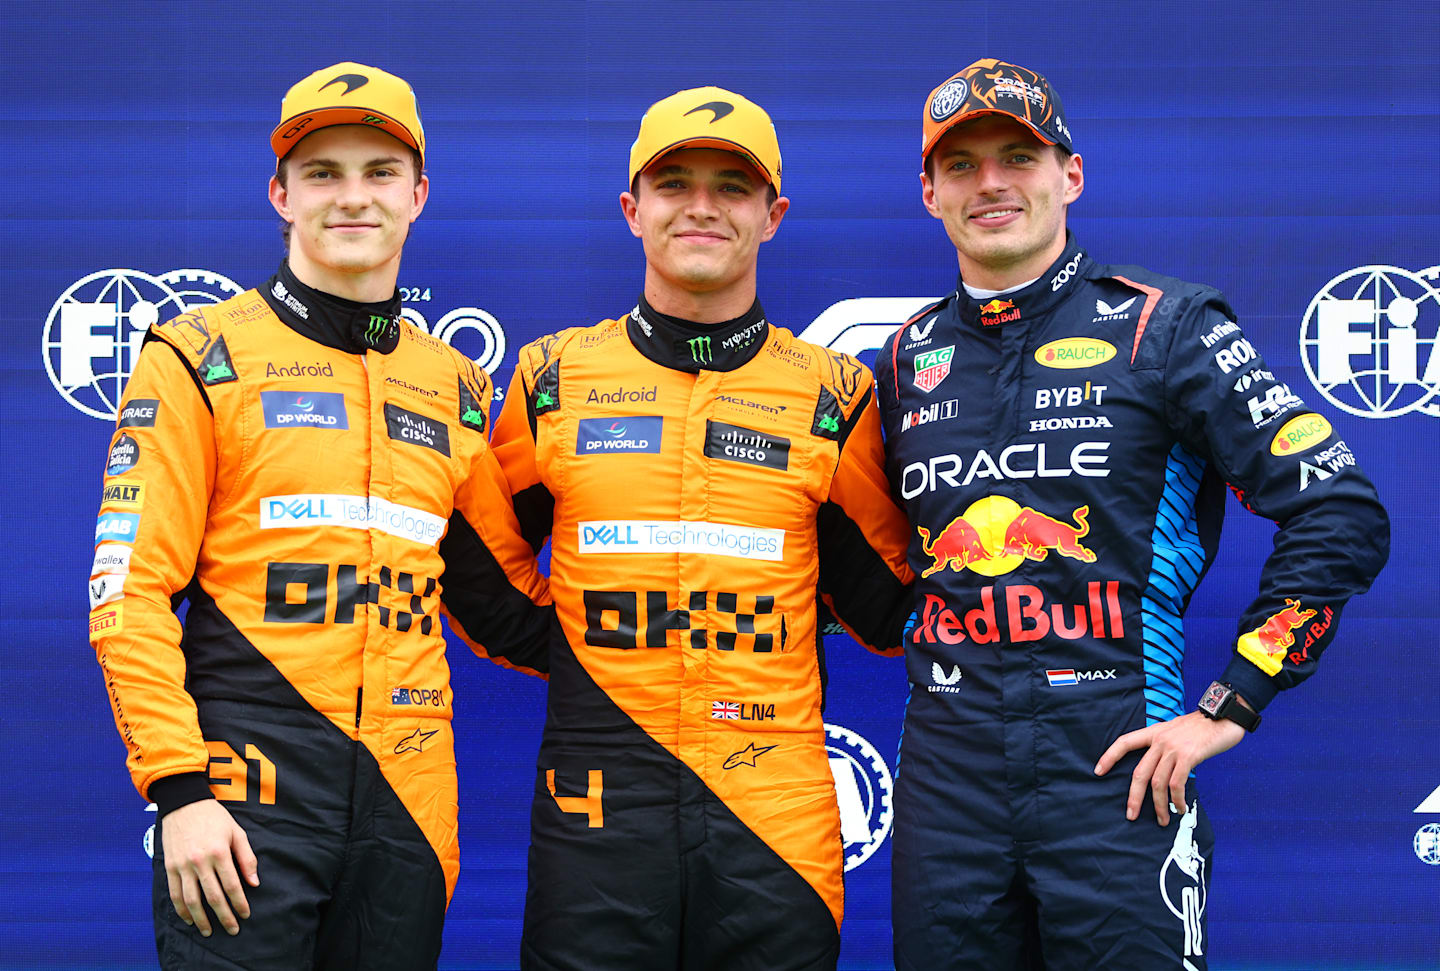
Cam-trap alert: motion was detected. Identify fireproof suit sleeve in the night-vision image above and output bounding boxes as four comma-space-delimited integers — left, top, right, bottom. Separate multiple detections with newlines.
1161, 291, 1390, 709
89, 331, 216, 810
490, 342, 557, 552
817, 383, 914, 656
437, 360, 554, 678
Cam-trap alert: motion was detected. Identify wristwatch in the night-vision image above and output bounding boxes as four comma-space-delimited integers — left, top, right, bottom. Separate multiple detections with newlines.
1197, 680, 1261, 732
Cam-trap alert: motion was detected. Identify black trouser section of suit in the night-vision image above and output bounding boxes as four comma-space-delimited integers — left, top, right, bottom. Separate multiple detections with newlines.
153, 700, 446, 970
521, 644, 839, 970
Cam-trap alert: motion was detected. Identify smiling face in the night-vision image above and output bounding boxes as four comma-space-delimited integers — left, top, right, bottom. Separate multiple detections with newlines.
921, 114, 1083, 290
620, 148, 789, 322
268, 124, 429, 302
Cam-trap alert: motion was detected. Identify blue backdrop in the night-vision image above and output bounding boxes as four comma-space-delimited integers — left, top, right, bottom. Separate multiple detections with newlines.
4, 1, 1438, 968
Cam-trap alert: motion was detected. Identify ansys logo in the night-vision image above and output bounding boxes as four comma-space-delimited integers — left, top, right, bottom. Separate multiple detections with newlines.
1300, 264, 1440, 419
44, 268, 508, 420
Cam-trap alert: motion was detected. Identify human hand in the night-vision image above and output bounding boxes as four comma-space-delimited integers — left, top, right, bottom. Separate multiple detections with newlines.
1093, 711, 1245, 825
160, 799, 259, 937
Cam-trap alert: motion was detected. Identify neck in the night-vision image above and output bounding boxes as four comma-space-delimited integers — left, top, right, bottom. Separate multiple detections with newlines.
287, 249, 401, 303
641, 268, 759, 325
956, 232, 1069, 291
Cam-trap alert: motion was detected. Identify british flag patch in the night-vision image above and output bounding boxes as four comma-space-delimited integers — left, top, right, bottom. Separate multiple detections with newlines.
711, 701, 740, 720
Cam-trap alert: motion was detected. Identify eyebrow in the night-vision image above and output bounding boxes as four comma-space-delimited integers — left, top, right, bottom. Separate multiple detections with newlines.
298, 156, 405, 170
938, 141, 1038, 159
650, 164, 757, 186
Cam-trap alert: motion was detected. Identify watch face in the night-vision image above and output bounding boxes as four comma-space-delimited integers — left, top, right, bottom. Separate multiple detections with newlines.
1199, 681, 1229, 715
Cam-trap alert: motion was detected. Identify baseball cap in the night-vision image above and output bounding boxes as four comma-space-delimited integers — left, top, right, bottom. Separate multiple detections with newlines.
922, 58, 1072, 161
629, 86, 782, 194
271, 62, 426, 163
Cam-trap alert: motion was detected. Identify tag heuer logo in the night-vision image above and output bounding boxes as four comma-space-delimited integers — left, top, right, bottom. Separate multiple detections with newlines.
913, 345, 954, 393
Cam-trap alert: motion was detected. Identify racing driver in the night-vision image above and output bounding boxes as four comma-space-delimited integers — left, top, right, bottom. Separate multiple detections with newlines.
88, 62, 550, 969
489, 87, 913, 969
876, 58, 1389, 969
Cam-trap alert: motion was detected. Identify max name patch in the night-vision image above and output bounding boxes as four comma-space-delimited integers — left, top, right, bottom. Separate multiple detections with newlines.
385, 403, 450, 456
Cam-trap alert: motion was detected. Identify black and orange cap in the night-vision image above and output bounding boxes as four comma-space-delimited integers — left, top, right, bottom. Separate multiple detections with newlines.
922, 58, 1072, 161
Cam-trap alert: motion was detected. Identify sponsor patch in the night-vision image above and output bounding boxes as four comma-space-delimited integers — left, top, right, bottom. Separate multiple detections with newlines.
901, 398, 960, 433
577, 416, 663, 454
385, 403, 450, 456
577, 520, 785, 561
106, 434, 140, 476
200, 336, 238, 385
704, 420, 790, 471
259, 494, 447, 546
89, 605, 123, 636
265, 360, 335, 379
101, 482, 144, 509
91, 543, 133, 576
913, 345, 954, 392
458, 376, 487, 433
1269, 413, 1332, 455
116, 398, 159, 429
1034, 338, 1116, 369
95, 512, 141, 544
261, 390, 349, 429
89, 572, 127, 609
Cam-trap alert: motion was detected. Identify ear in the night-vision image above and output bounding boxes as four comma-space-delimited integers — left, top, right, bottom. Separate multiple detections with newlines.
1062, 152, 1084, 206
619, 191, 642, 239
268, 174, 292, 223
409, 174, 431, 222
759, 195, 790, 242
920, 170, 942, 220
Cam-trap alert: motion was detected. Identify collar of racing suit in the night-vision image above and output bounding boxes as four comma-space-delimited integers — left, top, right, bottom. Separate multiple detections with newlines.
259, 261, 404, 355
952, 231, 1090, 329
625, 293, 770, 372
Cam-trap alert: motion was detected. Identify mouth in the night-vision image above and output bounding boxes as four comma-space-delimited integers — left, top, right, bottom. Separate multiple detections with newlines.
968, 207, 1023, 228
327, 223, 380, 234
674, 230, 730, 245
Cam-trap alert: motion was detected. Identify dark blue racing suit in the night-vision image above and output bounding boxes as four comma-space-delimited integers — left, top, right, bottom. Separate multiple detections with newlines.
875, 234, 1388, 970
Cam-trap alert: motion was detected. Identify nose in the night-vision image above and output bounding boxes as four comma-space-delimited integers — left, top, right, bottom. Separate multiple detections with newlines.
682, 184, 721, 219
335, 173, 372, 211
973, 157, 1010, 195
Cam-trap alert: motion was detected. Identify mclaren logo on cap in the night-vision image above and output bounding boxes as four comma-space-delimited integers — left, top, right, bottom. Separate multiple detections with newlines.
684, 101, 735, 123
320, 73, 369, 95
930, 79, 969, 122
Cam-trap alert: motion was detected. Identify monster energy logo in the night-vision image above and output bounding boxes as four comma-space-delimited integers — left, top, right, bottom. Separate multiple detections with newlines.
365, 315, 392, 345
818, 414, 839, 433
688, 335, 713, 364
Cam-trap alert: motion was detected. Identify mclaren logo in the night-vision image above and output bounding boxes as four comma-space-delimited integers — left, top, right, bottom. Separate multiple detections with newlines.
320, 73, 369, 95
684, 101, 734, 123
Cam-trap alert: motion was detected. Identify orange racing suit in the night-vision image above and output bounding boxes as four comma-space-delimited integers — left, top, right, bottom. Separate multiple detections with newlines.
492, 296, 913, 971
89, 263, 550, 969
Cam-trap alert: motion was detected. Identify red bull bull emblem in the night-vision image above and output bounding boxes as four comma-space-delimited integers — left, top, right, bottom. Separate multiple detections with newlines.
917, 497, 1096, 578
1237, 598, 1317, 675
913, 345, 954, 393
978, 298, 1020, 327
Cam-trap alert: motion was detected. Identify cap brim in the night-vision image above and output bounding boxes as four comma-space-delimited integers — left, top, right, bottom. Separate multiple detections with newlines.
633, 136, 775, 186
271, 106, 422, 158
923, 108, 1059, 160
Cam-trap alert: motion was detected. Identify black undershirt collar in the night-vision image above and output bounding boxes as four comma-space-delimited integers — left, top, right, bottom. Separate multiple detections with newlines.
626, 293, 770, 372
259, 261, 403, 354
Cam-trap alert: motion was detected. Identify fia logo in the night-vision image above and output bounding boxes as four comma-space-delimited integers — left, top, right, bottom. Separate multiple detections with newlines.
1299, 264, 1440, 419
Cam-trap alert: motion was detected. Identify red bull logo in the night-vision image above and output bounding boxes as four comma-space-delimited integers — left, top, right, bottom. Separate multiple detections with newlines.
917, 498, 1096, 578
978, 298, 1021, 327
910, 582, 1125, 645
1237, 598, 1317, 675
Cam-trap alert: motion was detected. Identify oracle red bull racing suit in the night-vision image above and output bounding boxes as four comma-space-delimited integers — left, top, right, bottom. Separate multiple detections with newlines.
875, 234, 1388, 970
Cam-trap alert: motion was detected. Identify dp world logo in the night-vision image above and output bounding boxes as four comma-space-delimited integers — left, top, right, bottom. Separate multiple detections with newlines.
43, 268, 245, 420
45, 268, 511, 420
1300, 264, 1440, 419
825, 722, 893, 871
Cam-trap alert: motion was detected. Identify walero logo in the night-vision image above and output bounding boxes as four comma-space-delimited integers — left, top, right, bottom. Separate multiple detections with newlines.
43, 268, 244, 420
825, 723, 894, 871
913, 346, 954, 392
260, 390, 348, 429
259, 494, 447, 546
1300, 264, 1440, 419
1035, 338, 1116, 369
576, 520, 785, 561
46, 268, 511, 420
687, 335, 713, 365
577, 416, 663, 454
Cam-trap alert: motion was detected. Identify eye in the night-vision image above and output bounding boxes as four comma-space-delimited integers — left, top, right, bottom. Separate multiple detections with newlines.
1009, 153, 1035, 164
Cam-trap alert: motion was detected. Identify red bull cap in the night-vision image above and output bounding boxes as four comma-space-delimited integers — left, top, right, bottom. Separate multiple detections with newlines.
922, 58, 1073, 162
